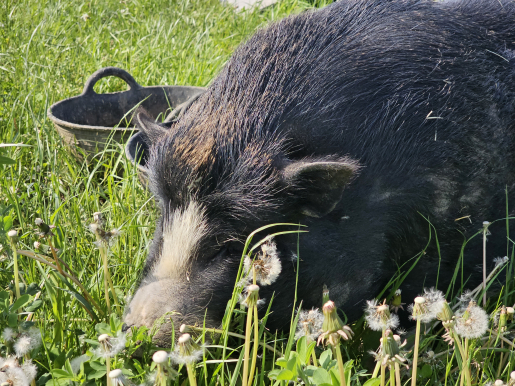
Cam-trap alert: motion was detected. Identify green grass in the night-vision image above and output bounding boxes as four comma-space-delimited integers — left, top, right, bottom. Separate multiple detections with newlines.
1, 0, 514, 385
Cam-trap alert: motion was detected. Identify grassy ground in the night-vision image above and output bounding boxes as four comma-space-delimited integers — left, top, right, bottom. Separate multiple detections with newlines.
1, 0, 514, 385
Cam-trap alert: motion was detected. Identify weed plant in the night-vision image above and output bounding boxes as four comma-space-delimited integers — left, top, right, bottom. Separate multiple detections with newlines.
1, 0, 515, 385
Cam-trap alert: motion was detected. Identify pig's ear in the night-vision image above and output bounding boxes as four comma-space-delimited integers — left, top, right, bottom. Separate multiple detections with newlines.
282, 158, 360, 218
134, 110, 168, 146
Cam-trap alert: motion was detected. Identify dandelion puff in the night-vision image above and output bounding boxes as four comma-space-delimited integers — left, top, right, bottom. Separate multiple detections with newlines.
169, 334, 204, 365
14, 336, 32, 357
26, 328, 42, 351
409, 288, 445, 323
458, 290, 475, 305
295, 308, 324, 342
0, 357, 35, 386
494, 256, 509, 268
244, 240, 281, 286
4, 367, 29, 386
365, 299, 399, 331
2, 327, 16, 342
238, 285, 265, 308
20, 360, 37, 382
109, 369, 133, 386
94, 332, 126, 358
455, 301, 489, 339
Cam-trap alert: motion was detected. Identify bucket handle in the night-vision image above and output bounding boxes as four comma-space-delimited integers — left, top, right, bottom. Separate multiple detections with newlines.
82, 67, 142, 95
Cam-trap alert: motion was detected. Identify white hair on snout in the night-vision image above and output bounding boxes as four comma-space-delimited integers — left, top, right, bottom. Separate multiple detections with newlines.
154, 201, 208, 279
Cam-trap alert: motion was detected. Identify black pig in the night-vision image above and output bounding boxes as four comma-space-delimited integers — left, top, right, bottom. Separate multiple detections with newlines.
124, 0, 515, 344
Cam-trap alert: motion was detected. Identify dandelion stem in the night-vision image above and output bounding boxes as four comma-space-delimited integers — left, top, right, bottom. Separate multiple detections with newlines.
106, 269, 120, 308
9, 236, 21, 303
106, 357, 111, 386
311, 349, 318, 367
372, 360, 381, 378
186, 363, 197, 386
48, 239, 65, 277
497, 340, 504, 378
247, 305, 259, 386
381, 363, 386, 386
482, 223, 488, 307
411, 319, 421, 386
99, 243, 111, 315
390, 365, 395, 386
334, 344, 347, 386
242, 303, 253, 386
394, 362, 401, 386
463, 338, 471, 386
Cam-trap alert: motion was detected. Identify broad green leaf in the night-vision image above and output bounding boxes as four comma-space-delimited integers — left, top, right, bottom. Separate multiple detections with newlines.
319, 349, 333, 369
10, 294, 31, 311
64, 359, 75, 377
0, 154, 16, 165
3, 215, 13, 231
0, 290, 9, 301
267, 369, 282, 379
286, 352, 300, 371
312, 368, 332, 385
420, 364, 433, 378
297, 336, 308, 365
45, 378, 70, 386
89, 361, 106, 371
363, 378, 381, 386
275, 357, 288, 368
87, 370, 107, 380
51, 369, 74, 379
25, 299, 43, 312
8, 312, 17, 327
275, 369, 294, 381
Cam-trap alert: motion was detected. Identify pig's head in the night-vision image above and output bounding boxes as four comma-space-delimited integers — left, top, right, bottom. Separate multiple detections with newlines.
123, 112, 360, 346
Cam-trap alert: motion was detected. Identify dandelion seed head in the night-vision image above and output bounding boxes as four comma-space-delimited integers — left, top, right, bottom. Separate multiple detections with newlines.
170, 334, 204, 365
458, 290, 475, 305
94, 332, 126, 358
109, 369, 123, 379
0, 357, 37, 386
14, 336, 32, 357
295, 308, 324, 341
455, 302, 489, 339
7, 230, 17, 238
93, 212, 103, 225
494, 380, 504, 386
410, 288, 446, 323
238, 284, 261, 308
109, 369, 131, 386
20, 361, 37, 382
2, 328, 15, 342
493, 256, 509, 268
365, 299, 399, 331
152, 351, 168, 364
1, 366, 28, 386
243, 240, 281, 286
